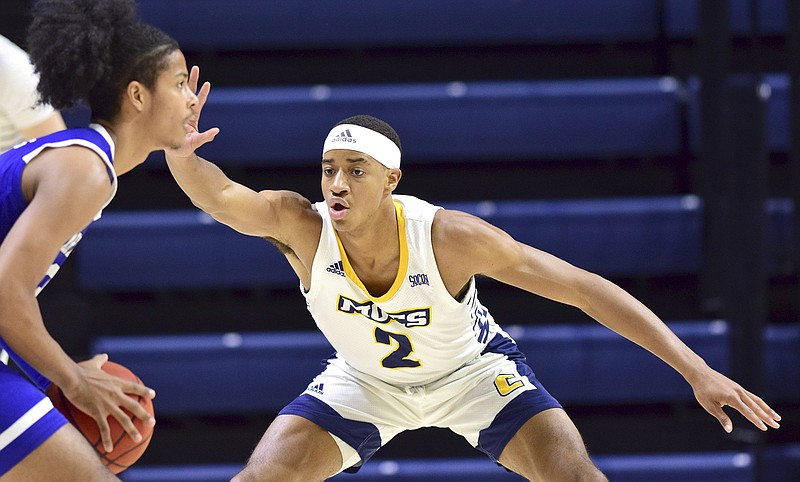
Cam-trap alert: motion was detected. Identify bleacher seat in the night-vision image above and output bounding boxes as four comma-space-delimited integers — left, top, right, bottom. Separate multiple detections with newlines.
120, 452, 756, 482
75, 196, 794, 291
136, 0, 661, 50
182, 77, 684, 167
75, 210, 293, 290
666, 0, 787, 38
63, 77, 683, 167
685, 73, 792, 155
92, 320, 730, 415
763, 324, 800, 403
761, 444, 800, 482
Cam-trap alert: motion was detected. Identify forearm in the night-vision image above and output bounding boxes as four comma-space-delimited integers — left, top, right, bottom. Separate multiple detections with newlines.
165, 152, 234, 214
0, 288, 81, 392
581, 275, 710, 382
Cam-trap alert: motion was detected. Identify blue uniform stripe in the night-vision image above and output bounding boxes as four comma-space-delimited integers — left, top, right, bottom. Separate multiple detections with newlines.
477, 332, 562, 462
279, 393, 382, 472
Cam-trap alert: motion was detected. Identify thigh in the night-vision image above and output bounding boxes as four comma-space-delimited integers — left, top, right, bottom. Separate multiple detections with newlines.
232, 414, 341, 482
499, 408, 607, 482
3, 424, 119, 482
0, 365, 65, 478
276, 357, 410, 472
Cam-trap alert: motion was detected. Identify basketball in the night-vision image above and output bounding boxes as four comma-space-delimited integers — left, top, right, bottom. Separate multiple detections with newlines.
47, 361, 155, 474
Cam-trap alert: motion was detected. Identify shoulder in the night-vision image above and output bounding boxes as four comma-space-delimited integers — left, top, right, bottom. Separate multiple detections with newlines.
431, 208, 522, 281
432, 208, 514, 250
25, 143, 112, 200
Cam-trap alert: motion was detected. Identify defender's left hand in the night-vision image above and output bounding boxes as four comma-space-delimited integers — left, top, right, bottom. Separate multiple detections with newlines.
691, 368, 781, 433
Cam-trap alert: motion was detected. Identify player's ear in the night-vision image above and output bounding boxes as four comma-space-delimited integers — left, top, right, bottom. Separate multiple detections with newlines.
126, 81, 148, 112
386, 168, 402, 193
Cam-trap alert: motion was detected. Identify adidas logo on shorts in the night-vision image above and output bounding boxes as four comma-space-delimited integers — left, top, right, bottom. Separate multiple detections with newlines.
308, 383, 324, 395
326, 261, 345, 277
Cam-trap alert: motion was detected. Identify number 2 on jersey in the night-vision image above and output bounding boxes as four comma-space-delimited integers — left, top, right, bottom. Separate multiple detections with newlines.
374, 327, 421, 368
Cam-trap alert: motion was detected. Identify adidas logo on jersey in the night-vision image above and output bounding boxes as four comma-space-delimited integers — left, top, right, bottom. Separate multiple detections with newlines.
330, 129, 356, 144
326, 261, 345, 277
308, 383, 324, 395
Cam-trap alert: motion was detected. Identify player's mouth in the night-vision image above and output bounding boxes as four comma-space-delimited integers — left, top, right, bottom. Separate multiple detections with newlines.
329, 199, 349, 220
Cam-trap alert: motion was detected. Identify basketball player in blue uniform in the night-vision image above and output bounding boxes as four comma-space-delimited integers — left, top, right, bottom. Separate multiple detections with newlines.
0, 0, 208, 479
167, 74, 781, 480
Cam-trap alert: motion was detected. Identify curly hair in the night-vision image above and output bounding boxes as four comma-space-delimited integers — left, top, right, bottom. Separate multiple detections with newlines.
27, 0, 178, 121
336, 115, 402, 152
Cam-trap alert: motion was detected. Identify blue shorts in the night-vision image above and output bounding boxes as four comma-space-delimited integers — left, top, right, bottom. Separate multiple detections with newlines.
0, 363, 67, 476
280, 332, 562, 473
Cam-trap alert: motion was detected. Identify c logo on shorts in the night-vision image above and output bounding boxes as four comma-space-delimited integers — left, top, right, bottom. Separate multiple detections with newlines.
494, 373, 526, 396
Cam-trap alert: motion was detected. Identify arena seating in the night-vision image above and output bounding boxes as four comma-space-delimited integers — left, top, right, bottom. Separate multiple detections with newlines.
93, 320, 799, 415
685, 73, 792, 153
135, 0, 663, 50
74, 196, 793, 291
133, 0, 788, 52
62, 74, 797, 165
665, 0, 788, 38
120, 451, 759, 482
188, 77, 684, 167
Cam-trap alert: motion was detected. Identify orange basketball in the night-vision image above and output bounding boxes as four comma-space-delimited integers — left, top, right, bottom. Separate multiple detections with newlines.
47, 361, 155, 474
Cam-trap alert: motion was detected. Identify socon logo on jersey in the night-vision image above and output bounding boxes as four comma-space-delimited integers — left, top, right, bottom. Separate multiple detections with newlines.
408, 273, 429, 287
337, 295, 430, 327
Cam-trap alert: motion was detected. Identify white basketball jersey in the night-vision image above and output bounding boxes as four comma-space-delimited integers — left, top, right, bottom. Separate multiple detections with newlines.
303, 194, 503, 386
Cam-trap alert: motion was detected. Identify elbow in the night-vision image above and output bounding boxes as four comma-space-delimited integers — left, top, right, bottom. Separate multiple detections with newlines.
572, 270, 611, 312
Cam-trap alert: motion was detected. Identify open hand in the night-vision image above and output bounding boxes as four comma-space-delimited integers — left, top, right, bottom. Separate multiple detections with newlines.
59, 354, 156, 452
169, 65, 220, 159
692, 367, 780, 433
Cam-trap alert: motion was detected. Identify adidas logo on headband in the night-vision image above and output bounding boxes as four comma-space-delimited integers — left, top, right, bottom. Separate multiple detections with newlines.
322, 124, 401, 169
331, 129, 356, 144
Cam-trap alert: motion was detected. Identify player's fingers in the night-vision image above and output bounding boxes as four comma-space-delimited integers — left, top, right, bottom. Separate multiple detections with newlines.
108, 404, 143, 445
120, 379, 156, 400
734, 393, 779, 430
116, 390, 156, 426
89, 353, 109, 368
189, 65, 200, 92
194, 127, 219, 149
197, 81, 212, 107
745, 389, 782, 424
705, 401, 733, 433
95, 415, 115, 453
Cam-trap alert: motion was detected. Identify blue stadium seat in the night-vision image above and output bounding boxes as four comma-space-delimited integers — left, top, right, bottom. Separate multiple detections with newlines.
135, 0, 661, 50
666, 0, 787, 38
592, 452, 754, 482
120, 452, 756, 482
685, 74, 791, 154
75, 196, 795, 291
183, 77, 684, 167
761, 444, 800, 482
92, 321, 730, 415
763, 324, 800, 403
75, 210, 293, 290
508, 320, 731, 404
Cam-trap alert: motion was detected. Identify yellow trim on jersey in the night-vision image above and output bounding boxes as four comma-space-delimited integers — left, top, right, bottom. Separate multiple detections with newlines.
335, 200, 408, 303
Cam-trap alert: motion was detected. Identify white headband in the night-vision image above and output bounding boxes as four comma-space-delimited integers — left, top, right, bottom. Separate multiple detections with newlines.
322, 124, 401, 169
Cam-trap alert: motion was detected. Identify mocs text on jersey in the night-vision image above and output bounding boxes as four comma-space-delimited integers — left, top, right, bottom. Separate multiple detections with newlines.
337, 295, 431, 327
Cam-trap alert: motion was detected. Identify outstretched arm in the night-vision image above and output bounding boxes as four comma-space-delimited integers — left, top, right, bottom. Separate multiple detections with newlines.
433, 208, 781, 433
164, 66, 317, 244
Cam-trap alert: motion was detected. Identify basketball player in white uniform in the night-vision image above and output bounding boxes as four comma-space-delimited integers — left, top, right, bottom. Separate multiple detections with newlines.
0, 34, 66, 153
167, 74, 781, 481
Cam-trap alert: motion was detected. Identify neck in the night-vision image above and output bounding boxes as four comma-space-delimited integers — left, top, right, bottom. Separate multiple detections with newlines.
96, 119, 154, 176
337, 199, 398, 259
